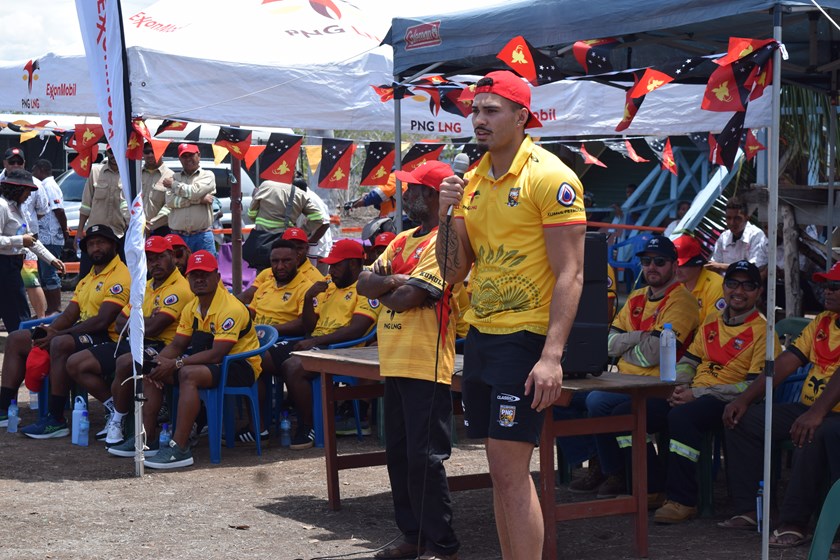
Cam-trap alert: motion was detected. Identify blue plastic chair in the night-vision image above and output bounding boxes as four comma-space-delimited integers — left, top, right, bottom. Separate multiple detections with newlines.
19, 317, 60, 419
607, 232, 653, 292
311, 326, 377, 448
808, 479, 840, 560
198, 324, 278, 464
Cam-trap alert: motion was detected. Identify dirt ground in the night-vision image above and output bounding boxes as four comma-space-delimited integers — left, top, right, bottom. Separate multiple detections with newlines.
0, 391, 821, 560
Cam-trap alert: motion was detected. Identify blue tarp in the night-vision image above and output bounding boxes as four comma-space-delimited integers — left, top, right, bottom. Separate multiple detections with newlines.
387, 0, 840, 85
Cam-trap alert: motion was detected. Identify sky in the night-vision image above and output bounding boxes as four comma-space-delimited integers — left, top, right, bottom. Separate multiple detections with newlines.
0, 0, 508, 61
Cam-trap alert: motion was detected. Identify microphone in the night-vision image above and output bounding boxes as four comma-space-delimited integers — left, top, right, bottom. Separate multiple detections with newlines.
447, 153, 471, 217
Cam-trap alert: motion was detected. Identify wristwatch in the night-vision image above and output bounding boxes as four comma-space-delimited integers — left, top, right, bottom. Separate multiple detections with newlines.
175, 357, 185, 370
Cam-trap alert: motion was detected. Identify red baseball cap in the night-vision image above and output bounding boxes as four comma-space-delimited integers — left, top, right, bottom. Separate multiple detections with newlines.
814, 261, 840, 282
394, 160, 453, 192
673, 235, 705, 267
186, 250, 218, 273
321, 239, 365, 264
145, 236, 173, 254
282, 227, 309, 243
178, 143, 200, 157
374, 231, 396, 248
164, 233, 189, 248
475, 70, 542, 129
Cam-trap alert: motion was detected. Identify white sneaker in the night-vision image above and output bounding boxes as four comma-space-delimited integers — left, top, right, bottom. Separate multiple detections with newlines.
104, 417, 125, 445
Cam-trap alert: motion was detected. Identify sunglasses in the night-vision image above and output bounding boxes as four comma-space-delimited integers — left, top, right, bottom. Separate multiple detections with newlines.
724, 279, 760, 292
640, 256, 671, 267
823, 282, 840, 292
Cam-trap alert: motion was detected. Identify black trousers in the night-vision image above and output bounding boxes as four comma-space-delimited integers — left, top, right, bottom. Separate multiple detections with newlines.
725, 402, 840, 524
0, 254, 30, 331
384, 376, 459, 557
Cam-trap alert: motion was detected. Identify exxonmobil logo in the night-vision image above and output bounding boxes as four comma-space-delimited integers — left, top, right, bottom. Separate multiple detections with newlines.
405, 21, 441, 50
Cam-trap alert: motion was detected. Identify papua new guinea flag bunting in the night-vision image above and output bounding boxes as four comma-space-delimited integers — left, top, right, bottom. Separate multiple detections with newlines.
215, 126, 252, 160
318, 138, 356, 189
360, 142, 395, 187
259, 133, 303, 183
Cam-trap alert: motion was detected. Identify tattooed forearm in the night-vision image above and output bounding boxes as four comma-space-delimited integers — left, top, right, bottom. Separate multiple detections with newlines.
438, 220, 463, 280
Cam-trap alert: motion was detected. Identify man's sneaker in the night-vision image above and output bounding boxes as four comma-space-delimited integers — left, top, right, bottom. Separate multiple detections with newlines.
290, 426, 315, 450
568, 457, 605, 493
144, 440, 194, 469
596, 474, 627, 498
95, 413, 112, 441
335, 417, 371, 436
654, 500, 698, 524
103, 417, 125, 445
108, 437, 159, 458
20, 415, 70, 439
0, 411, 7, 428
236, 428, 269, 443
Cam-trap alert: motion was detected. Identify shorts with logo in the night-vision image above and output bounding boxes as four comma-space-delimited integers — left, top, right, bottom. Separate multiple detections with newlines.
461, 327, 547, 444
267, 339, 298, 371
89, 339, 166, 378
71, 332, 113, 353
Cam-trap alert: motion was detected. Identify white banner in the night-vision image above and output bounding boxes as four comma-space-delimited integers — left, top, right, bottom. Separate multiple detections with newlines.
75, 0, 146, 412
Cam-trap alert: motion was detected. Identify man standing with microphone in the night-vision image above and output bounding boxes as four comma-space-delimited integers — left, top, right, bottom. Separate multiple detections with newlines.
438, 70, 587, 558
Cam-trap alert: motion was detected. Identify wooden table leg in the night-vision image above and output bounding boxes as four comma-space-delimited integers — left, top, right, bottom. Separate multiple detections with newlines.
630, 391, 649, 557
540, 412, 557, 560
322, 371, 341, 510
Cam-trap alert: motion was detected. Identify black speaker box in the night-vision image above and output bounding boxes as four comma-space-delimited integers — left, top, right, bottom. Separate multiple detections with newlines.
561, 232, 609, 378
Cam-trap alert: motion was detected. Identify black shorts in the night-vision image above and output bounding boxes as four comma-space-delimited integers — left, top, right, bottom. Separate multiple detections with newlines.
89, 339, 166, 377
71, 332, 113, 353
267, 340, 296, 370
207, 361, 255, 388
461, 327, 547, 445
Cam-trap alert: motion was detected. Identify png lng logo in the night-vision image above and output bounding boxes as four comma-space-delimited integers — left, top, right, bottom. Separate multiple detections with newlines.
23, 59, 39, 93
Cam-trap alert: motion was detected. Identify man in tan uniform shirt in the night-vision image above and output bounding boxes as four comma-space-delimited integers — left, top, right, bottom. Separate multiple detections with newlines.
162, 143, 217, 255
142, 143, 174, 236
78, 147, 127, 239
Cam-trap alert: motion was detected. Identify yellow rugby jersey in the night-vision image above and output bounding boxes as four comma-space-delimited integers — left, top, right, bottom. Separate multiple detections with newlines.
120, 268, 193, 345
791, 312, 840, 412
176, 284, 262, 378
249, 268, 313, 325
612, 282, 700, 376
311, 280, 380, 338
689, 268, 726, 326
607, 264, 617, 302
72, 255, 131, 342
453, 136, 586, 335
687, 310, 780, 387
455, 283, 470, 338
375, 227, 457, 384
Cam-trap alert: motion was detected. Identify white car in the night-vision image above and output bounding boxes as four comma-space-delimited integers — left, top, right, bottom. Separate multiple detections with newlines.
57, 160, 256, 234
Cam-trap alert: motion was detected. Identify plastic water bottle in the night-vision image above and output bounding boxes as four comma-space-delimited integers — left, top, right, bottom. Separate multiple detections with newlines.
7, 400, 19, 433
78, 411, 89, 447
29, 391, 38, 411
659, 323, 677, 382
71, 396, 87, 445
159, 423, 172, 449
280, 412, 292, 448
756, 480, 764, 533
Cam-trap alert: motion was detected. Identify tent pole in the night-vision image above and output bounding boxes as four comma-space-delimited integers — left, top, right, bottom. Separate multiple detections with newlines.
231, 156, 243, 294
827, 80, 837, 271
762, 5, 783, 559
394, 86, 404, 234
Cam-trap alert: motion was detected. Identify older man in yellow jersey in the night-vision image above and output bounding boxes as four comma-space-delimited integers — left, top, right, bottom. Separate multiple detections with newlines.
358, 160, 460, 560
674, 234, 725, 326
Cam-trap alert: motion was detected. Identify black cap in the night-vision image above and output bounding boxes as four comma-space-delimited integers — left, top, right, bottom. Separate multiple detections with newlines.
80, 224, 119, 252
3, 147, 24, 162
0, 169, 38, 189
724, 260, 762, 285
635, 235, 677, 261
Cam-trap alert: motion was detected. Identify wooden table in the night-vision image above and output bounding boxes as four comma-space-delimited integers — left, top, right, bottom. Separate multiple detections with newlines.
294, 347, 674, 559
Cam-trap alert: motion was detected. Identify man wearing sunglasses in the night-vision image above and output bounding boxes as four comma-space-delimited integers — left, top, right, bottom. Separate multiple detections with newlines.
718, 262, 840, 546
579, 235, 699, 499
653, 260, 781, 524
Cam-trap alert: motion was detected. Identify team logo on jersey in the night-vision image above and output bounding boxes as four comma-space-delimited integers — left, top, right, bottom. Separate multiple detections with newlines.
413, 247, 424, 260
733, 337, 745, 350
707, 329, 717, 343
163, 294, 179, 306
557, 182, 577, 207
506, 187, 520, 207
221, 318, 235, 331
95, 281, 104, 292
369, 299, 380, 309
632, 306, 643, 318
110, 284, 124, 295
210, 322, 216, 334
498, 405, 516, 427
282, 292, 291, 302
344, 292, 353, 301
816, 329, 827, 341
715, 298, 726, 311
607, 275, 613, 290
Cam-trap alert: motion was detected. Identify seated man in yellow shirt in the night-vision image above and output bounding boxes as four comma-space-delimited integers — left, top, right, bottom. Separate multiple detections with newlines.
13, 225, 130, 439
282, 227, 325, 284
280, 239, 381, 449
142, 251, 262, 469
102, 236, 195, 456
